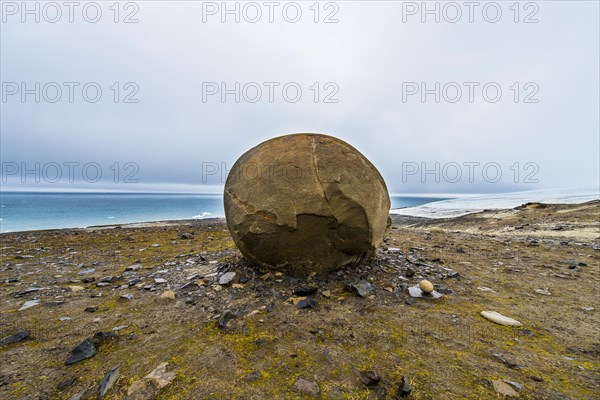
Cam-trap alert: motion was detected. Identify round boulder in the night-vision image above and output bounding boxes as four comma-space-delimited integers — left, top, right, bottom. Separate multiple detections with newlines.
224, 133, 390, 275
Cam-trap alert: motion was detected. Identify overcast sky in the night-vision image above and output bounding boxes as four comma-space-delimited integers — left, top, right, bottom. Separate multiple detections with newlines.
1, 1, 599, 194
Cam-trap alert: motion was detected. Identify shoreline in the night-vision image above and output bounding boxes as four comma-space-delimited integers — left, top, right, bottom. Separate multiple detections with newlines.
3, 187, 597, 234
2, 198, 598, 235
0, 217, 226, 236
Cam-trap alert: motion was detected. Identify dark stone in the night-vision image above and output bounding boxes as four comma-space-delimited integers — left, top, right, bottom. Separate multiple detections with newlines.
57, 377, 77, 390
294, 287, 317, 296
345, 280, 375, 298
490, 352, 523, 369
359, 370, 381, 386
294, 378, 320, 397
98, 366, 120, 398
65, 339, 97, 365
180, 281, 197, 291
0, 330, 30, 346
217, 310, 236, 329
84, 306, 98, 313
239, 276, 249, 284
91, 331, 119, 346
396, 375, 412, 398
404, 298, 416, 306
405, 268, 415, 278
44, 301, 65, 307
296, 298, 317, 309
127, 278, 141, 286
81, 277, 95, 283
13, 287, 41, 298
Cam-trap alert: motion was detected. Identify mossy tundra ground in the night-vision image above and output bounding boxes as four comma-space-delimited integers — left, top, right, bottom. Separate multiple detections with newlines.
1, 201, 598, 399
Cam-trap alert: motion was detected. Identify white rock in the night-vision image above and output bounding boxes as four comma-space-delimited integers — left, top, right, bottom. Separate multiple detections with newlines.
145, 362, 176, 388
154, 278, 167, 284
491, 379, 519, 397
480, 311, 522, 327
408, 286, 443, 299
112, 325, 129, 331
18, 300, 40, 311
160, 290, 176, 299
219, 272, 236, 285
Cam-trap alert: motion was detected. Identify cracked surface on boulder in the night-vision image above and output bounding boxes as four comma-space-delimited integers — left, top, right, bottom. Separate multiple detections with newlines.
224, 133, 391, 275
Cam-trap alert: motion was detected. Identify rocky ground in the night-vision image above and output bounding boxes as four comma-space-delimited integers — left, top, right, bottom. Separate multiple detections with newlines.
0, 201, 598, 399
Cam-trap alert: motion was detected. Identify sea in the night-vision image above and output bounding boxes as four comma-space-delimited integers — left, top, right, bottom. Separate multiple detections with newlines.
2, 188, 597, 233
0, 192, 450, 233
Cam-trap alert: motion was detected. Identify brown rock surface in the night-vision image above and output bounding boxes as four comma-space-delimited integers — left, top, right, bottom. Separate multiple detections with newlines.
224, 133, 390, 275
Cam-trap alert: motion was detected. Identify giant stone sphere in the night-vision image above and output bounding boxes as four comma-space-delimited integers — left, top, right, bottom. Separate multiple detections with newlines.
224, 133, 390, 275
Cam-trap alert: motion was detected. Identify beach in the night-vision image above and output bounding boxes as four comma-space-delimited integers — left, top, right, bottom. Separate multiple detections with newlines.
0, 200, 598, 399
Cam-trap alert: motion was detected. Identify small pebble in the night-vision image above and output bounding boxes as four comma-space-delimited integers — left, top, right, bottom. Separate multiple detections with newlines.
397, 375, 412, 397
219, 272, 236, 285
359, 370, 381, 386
160, 290, 176, 299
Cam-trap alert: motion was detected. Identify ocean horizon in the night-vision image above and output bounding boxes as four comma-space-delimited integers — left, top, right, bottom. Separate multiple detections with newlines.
2, 188, 598, 234
0, 191, 451, 233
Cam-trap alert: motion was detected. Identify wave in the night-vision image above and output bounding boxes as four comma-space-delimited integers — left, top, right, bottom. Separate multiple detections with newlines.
192, 212, 212, 219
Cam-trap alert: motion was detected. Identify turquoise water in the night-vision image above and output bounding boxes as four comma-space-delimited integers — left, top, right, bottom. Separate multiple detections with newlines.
0, 192, 448, 233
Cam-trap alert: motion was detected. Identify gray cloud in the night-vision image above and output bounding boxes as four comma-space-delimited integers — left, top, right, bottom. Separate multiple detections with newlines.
1, 1, 598, 194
